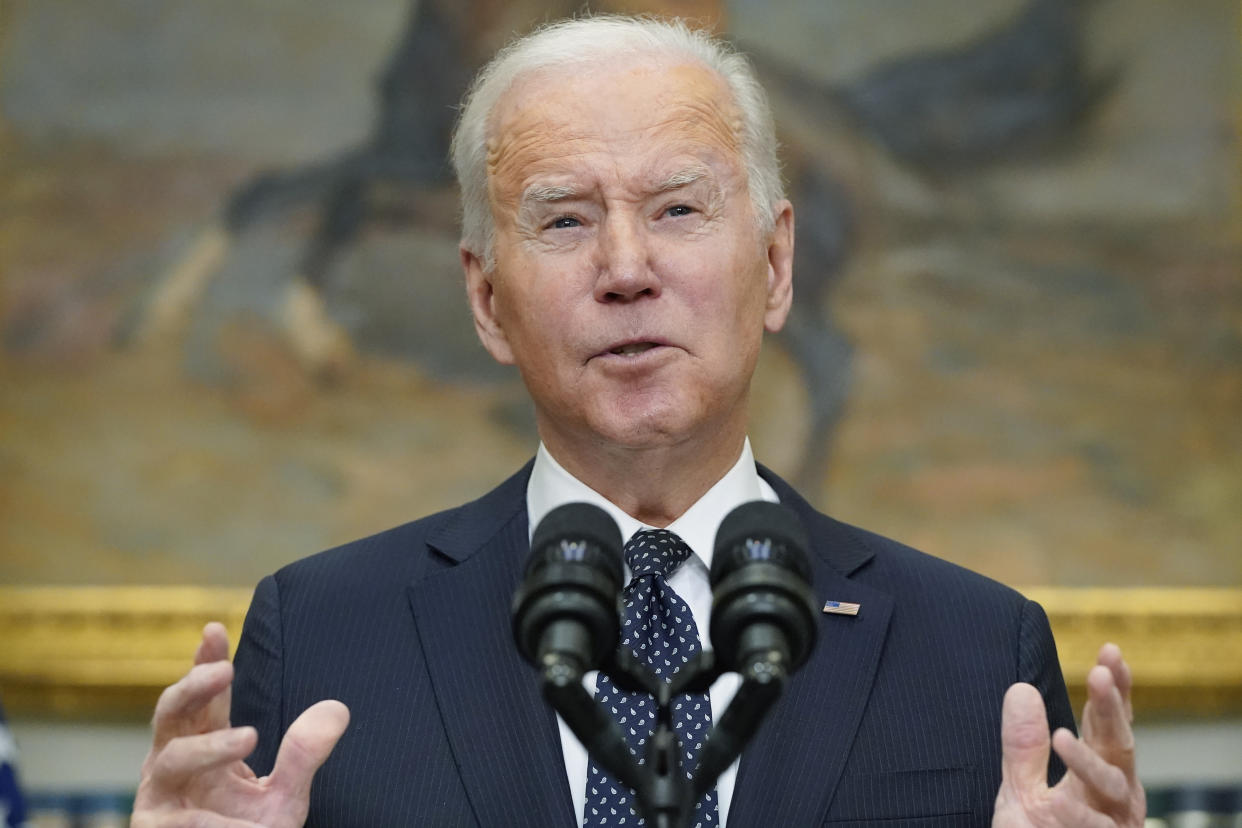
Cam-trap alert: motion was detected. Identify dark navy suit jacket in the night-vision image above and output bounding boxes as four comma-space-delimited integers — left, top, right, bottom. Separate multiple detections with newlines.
232, 462, 1074, 827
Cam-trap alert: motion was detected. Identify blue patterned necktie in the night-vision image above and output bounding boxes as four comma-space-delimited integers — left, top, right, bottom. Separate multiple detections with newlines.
583, 529, 719, 827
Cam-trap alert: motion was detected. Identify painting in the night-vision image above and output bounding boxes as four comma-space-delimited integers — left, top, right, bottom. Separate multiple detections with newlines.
1, 0, 1238, 592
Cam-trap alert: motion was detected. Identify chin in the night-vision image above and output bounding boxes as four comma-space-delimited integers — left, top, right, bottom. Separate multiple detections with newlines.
586, 400, 705, 450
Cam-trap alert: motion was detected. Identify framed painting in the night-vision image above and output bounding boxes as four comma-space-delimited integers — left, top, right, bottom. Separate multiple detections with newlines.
1, 0, 1238, 716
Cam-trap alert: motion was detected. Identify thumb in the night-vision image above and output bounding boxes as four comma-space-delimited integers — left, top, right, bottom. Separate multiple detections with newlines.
1000, 682, 1052, 794
268, 700, 351, 801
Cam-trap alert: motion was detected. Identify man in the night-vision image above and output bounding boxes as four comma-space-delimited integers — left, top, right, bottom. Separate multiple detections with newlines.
133, 16, 1145, 827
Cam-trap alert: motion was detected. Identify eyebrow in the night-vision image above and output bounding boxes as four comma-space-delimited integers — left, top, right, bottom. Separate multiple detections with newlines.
516, 164, 718, 226
654, 166, 710, 193
520, 165, 712, 204
521, 183, 579, 204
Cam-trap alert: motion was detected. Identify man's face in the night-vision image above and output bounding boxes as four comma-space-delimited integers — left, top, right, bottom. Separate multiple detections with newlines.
464, 59, 793, 458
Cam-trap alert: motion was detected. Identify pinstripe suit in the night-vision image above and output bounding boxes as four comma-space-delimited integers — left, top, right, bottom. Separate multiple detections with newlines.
232, 462, 1074, 827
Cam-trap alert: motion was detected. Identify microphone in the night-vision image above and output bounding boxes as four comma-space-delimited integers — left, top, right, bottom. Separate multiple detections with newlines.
512, 502, 624, 677
708, 501, 818, 676
512, 503, 647, 799
687, 501, 820, 801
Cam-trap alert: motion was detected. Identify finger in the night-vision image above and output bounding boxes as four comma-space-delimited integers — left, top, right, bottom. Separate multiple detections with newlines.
194, 622, 230, 667
1082, 664, 1136, 773
1049, 785, 1117, 828
1096, 642, 1133, 723
152, 661, 234, 750
1052, 727, 1130, 807
145, 727, 258, 791
1000, 682, 1052, 794
269, 700, 350, 800
192, 623, 233, 731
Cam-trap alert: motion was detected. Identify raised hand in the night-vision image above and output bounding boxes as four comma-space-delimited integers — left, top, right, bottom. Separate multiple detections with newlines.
994, 643, 1145, 828
132, 622, 349, 828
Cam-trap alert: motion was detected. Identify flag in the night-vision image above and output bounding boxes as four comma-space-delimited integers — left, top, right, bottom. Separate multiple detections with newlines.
0, 702, 27, 828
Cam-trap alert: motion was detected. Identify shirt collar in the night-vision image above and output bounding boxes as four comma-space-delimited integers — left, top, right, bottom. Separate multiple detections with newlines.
526, 438, 777, 571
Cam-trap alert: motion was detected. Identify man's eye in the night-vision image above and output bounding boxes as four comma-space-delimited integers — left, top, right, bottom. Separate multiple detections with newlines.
549, 216, 581, 229
664, 204, 695, 218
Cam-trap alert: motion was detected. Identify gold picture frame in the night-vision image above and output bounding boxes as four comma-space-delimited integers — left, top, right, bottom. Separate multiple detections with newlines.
1, 586, 1239, 718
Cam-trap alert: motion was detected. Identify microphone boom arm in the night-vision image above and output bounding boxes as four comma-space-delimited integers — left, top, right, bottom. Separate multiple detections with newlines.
539, 650, 648, 796
690, 637, 790, 802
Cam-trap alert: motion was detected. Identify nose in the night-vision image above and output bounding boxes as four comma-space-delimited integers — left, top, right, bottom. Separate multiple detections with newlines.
593, 214, 661, 303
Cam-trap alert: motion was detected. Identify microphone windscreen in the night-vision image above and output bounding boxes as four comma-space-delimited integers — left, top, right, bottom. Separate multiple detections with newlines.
529, 502, 624, 580
710, 501, 811, 585
514, 502, 624, 669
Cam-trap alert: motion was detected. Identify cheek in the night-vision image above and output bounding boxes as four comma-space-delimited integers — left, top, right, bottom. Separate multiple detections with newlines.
664, 242, 767, 317
495, 261, 584, 352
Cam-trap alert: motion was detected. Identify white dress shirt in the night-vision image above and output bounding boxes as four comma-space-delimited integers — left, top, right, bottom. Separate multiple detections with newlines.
527, 439, 779, 828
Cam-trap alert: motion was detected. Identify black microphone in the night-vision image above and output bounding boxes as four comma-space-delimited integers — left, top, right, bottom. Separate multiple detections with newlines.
708, 501, 818, 676
512, 502, 624, 677
688, 501, 821, 801
512, 503, 647, 800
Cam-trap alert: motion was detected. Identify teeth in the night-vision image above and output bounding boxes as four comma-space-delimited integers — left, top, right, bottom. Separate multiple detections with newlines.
610, 343, 656, 356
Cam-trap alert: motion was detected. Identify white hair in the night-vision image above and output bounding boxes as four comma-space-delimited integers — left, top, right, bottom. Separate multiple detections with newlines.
449, 15, 784, 270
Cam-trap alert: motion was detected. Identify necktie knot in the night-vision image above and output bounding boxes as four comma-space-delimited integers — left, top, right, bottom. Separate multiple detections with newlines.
624, 528, 692, 580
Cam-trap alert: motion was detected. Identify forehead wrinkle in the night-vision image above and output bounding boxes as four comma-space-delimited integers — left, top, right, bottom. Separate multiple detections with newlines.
647, 91, 743, 155
485, 61, 747, 218
486, 117, 593, 198
635, 110, 745, 196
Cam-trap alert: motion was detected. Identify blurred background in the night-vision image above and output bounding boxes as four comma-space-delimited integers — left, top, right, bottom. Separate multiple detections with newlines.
1, 0, 1239, 824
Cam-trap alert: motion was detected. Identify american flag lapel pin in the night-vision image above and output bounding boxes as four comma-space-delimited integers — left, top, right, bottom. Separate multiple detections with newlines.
822, 600, 861, 616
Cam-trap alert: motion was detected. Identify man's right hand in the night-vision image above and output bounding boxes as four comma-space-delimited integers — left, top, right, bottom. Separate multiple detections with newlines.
132, 622, 349, 828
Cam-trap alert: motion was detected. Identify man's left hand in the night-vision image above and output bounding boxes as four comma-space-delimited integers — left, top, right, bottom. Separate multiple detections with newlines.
994, 643, 1146, 827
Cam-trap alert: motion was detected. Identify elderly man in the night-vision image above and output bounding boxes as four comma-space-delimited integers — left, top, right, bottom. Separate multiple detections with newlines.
133, 16, 1145, 828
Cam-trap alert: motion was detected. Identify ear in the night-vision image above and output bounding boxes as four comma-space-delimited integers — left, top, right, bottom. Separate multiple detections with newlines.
462, 246, 516, 365
762, 200, 794, 333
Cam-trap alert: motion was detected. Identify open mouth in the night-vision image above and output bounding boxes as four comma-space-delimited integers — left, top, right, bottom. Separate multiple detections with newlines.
609, 342, 659, 356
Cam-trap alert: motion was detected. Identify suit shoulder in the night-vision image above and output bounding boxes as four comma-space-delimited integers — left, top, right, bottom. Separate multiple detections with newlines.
269, 507, 452, 590
269, 460, 532, 592
763, 465, 1027, 608
828, 516, 1029, 609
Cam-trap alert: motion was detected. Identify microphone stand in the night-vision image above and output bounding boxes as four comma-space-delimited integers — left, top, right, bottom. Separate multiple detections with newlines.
539, 637, 794, 828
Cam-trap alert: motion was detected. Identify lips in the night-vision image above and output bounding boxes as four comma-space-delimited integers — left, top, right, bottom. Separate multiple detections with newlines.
609, 342, 658, 356
594, 335, 675, 359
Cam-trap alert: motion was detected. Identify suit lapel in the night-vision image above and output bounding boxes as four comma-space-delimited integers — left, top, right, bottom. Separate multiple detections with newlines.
726, 472, 895, 827
407, 464, 577, 828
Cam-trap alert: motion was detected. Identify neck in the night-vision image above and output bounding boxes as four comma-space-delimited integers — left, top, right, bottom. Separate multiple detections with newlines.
540, 427, 747, 528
